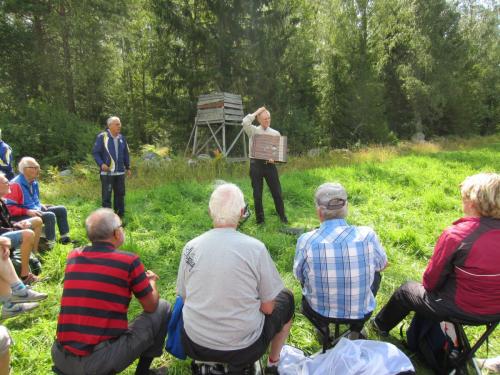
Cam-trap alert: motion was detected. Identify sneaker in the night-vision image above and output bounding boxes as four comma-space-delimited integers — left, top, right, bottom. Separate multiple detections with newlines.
10, 287, 48, 303
280, 216, 289, 224
370, 318, 388, 337
58, 236, 72, 245
1, 302, 39, 320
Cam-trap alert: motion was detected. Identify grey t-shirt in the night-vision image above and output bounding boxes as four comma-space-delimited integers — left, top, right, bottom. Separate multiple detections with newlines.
176, 228, 284, 350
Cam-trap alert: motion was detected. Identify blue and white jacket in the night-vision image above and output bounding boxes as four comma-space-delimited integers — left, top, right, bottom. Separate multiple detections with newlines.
0, 141, 14, 180
92, 129, 130, 174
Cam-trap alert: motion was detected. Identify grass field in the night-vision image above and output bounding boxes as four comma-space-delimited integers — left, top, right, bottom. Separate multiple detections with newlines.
5, 135, 500, 374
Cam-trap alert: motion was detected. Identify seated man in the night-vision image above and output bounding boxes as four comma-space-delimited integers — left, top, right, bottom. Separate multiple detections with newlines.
52, 208, 170, 375
0, 236, 47, 320
177, 183, 294, 372
294, 183, 388, 339
4, 157, 72, 248
0, 172, 43, 284
372, 173, 500, 335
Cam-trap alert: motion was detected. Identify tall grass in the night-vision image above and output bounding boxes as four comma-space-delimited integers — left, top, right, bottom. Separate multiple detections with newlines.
6, 134, 499, 374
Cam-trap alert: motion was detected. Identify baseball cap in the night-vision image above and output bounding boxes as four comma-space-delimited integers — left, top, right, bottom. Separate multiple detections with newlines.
315, 183, 348, 210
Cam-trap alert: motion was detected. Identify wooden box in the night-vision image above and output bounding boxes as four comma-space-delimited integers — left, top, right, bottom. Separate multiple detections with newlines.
250, 134, 288, 162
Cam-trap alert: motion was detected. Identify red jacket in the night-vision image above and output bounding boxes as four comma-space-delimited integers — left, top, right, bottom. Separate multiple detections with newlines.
423, 217, 500, 316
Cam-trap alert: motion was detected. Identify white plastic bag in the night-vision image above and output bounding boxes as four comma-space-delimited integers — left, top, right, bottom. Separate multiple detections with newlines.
278, 339, 415, 375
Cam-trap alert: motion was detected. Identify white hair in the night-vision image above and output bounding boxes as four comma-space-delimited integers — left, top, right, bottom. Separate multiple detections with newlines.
85, 208, 121, 242
107, 116, 121, 127
18, 157, 39, 174
209, 183, 245, 226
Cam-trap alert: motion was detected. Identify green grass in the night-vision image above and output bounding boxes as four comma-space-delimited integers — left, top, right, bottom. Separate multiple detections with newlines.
5, 134, 500, 374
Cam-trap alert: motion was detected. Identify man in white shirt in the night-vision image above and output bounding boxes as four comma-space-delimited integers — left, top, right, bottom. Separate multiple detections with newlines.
242, 107, 287, 224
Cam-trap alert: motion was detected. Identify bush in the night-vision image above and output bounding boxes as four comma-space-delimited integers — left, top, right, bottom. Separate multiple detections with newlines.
0, 100, 100, 168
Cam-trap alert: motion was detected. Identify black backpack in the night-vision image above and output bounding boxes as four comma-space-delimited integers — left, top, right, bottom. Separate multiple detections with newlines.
404, 314, 457, 374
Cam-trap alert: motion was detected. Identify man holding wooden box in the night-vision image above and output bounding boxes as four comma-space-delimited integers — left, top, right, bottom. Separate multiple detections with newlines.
242, 107, 288, 224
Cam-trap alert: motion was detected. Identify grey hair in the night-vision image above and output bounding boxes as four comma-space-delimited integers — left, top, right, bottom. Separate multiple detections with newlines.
85, 208, 121, 242
107, 116, 121, 127
18, 157, 39, 174
209, 183, 245, 226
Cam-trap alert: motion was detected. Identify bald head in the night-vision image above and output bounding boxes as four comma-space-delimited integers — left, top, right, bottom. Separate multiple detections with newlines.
85, 208, 122, 243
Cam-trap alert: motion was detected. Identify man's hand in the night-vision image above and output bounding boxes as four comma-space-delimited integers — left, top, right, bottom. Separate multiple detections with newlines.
267, 159, 275, 164
252, 106, 267, 118
146, 270, 159, 282
126, 169, 132, 178
27, 209, 42, 217
13, 221, 31, 229
101, 164, 110, 172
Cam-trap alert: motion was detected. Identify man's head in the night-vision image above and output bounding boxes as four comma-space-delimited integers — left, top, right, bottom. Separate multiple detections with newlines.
257, 110, 271, 129
18, 157, 40, 182
460, 173, 500, 219
0, 172, 10, 197
85, 208, 124, 246
315, 182, 348, 221
107, 116, 122, 137
209, 183, 245, 227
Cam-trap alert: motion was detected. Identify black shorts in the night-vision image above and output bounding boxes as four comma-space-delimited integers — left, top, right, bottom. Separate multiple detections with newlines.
182, 289, 295, 366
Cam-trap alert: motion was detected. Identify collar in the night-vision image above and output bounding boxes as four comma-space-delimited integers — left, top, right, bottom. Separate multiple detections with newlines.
107, 129, 120, 139
452, 216, 481, 225
88, 241, 116, 251
17, 173, 35, 187
320, 218, 349, 230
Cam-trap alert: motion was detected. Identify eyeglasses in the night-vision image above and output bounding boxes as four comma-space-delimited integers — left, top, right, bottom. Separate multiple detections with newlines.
25, 166, 40, 170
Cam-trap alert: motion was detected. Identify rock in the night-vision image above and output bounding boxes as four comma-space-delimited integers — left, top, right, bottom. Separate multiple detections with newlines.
143, 152, 159, 161
59, 169, 72, 177
411, 132, 426, 142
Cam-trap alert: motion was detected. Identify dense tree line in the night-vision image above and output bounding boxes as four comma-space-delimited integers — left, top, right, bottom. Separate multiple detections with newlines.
0, 0, 498, 167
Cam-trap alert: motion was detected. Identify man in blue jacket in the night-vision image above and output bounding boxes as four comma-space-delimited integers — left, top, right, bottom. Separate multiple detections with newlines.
92, 117, 131, 218
0, 131, 14, 180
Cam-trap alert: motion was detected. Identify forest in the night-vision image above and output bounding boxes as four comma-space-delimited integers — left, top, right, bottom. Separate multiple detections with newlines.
0, 0, 498, 167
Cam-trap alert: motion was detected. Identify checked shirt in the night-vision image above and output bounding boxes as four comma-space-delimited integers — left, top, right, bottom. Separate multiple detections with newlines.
294, 219, 387, 319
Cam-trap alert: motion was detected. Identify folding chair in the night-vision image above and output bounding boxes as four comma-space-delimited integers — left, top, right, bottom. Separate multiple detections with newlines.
301, 297, 367, 353
447, 318, 499, 375
190, 359, 263, 375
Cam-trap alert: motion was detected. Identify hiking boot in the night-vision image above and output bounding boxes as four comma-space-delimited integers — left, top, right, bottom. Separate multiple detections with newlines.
280, 216, 289, 224
1, 302, 39, 320
370, 318, 388, 337
10, 287, 48, 303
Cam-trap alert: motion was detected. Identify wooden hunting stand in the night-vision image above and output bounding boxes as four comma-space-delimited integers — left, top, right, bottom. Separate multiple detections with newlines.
185, 92, 247, 160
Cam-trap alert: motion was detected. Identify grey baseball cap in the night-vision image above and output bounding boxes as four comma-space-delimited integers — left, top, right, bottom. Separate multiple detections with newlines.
315, 183, 348, 210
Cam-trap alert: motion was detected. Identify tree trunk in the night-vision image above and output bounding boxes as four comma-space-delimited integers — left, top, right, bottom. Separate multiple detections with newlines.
59, 3, 76, 113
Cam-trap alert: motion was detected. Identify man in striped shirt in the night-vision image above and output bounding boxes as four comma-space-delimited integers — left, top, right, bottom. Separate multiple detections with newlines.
294, 182, 388, 338
52, 208, 170, 375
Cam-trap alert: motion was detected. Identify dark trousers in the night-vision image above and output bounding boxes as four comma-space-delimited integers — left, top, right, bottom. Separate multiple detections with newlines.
302, 271, 382, 332
249, 160, 285, 222
374, 281, 500, 332
100, 174, 126, 217
52, 299, 170, 375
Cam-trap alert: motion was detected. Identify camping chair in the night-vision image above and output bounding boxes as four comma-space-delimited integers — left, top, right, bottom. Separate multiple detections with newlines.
301, 297, 368, 353
190, 359, 263, 375
447, 317, 499, 375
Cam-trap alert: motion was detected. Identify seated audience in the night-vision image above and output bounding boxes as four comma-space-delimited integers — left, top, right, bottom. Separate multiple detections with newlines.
294, 182, 388, 339
372, 173, 500, 335
0, 236, 47, 320
52, 208, 170, 375
0, 132, 14, 181
177, 183, 294, 372
0, 172, 43, 284
4, 157, 72, 249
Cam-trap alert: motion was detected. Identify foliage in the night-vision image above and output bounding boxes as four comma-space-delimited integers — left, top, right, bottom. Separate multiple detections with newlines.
4, 135, 499, 374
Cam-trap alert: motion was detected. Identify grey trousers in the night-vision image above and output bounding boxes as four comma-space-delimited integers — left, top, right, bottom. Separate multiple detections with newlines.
52, 299, 170, 375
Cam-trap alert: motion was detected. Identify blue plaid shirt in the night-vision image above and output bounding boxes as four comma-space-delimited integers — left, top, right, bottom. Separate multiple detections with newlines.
294, 219, 387, 319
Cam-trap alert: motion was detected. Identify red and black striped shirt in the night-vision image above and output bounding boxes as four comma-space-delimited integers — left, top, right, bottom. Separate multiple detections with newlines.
56, 242, 153, 356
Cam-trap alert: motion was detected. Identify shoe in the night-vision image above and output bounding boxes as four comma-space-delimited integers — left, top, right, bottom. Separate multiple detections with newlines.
256, 219, 265, 225
1, 302, 39, 320
280, 216, 289, 224
20, 272, 40, 285
10, 287, 48, 303
370, 318, 388, 337
58, 236, 72, 245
